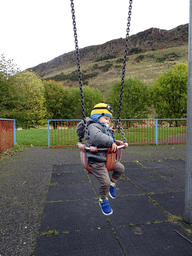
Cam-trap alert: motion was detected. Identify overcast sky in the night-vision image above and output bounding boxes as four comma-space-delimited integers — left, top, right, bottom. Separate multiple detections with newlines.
0, 0, 189, 71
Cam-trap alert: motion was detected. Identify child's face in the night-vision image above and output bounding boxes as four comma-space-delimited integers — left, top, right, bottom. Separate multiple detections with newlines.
98, 115, 111, 127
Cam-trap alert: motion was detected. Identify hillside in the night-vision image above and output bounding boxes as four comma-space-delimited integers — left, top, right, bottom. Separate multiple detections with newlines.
28, 23, 188, 98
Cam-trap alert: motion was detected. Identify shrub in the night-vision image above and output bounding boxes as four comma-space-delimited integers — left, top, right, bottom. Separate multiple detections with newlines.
116, 58, 124, 63
95, 54, 116, 62
45, 70, 98, 82
128, 47, 144, 55
156, 52, 180, 63
134, 55, 145, 63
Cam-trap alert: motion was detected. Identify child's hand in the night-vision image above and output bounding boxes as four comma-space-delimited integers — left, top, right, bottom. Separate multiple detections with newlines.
111, 143, 118, 152
109, 127, 115, 133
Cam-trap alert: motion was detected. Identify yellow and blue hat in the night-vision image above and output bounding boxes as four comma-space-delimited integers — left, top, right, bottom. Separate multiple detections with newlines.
91, 103, 113, 122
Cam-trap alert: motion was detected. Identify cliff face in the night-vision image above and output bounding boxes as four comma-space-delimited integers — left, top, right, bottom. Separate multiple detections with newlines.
28, 24, 188, 78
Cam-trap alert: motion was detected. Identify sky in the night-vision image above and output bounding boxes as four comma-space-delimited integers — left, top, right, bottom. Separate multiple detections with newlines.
0, 0, 189, 71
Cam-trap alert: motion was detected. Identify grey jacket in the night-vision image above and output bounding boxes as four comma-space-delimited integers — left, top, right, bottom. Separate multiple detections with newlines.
76, 117, 114, 162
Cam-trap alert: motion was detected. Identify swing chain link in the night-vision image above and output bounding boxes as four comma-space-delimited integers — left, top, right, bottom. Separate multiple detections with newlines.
70, 0, 89, 140
115, 0, 133, 143
71, 0, 133, 143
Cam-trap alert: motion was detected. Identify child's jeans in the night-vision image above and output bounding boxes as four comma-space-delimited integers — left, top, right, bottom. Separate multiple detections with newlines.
88, 161, 125, 199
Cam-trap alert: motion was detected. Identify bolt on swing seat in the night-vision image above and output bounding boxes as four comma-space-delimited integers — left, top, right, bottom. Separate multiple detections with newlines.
77, 140, 128, 174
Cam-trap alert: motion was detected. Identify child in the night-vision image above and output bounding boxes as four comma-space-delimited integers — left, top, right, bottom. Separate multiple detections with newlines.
77, 103, 125, 215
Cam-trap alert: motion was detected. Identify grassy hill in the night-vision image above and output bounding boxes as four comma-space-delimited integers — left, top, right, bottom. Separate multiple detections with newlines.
28, 24, 188, 99
43, 44, 188, 98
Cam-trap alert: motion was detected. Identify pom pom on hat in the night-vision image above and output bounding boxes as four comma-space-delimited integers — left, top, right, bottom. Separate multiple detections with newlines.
91, 103, 113, 122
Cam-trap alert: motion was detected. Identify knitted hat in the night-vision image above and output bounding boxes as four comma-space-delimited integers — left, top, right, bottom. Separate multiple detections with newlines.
91, 103, 113, 122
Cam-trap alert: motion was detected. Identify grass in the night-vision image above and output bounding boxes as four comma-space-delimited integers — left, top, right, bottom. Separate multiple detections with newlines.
0, 144, 26, 161
16, 128, 48, 147
15, 125, 186, 147
42, 230, 59, 236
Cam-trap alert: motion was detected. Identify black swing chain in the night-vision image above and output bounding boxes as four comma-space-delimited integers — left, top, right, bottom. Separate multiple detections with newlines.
70, 0, 88, 141
114, 0, 133, 143
70, 0, 133, 143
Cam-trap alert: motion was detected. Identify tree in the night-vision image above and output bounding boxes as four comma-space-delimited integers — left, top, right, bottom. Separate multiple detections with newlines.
0, 73, 17, 115
43, 80, 71, 119
0, 52, 20, 79
107, 78, 150, 119
8, 71, 48, 128
150, 63, 188, 118
69, 86, 105, 119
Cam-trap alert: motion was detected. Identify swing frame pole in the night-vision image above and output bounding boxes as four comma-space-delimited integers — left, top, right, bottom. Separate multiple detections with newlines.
184, 0, 192, 223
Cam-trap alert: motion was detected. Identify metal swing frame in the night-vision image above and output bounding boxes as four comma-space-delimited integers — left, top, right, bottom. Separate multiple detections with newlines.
70, 0, 132, 173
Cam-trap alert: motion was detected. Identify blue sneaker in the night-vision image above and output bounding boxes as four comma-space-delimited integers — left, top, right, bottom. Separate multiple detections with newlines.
99, 197, 113, 215
109, 183, 116, 199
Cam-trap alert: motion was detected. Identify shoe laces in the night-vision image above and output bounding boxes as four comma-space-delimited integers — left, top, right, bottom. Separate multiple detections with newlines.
100, 197, 109, 205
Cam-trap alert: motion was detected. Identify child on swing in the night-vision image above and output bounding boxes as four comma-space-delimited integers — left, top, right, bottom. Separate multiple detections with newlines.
77, 103, 125, 215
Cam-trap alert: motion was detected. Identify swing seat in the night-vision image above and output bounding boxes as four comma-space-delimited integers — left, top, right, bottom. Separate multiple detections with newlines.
77, 140, 128, 174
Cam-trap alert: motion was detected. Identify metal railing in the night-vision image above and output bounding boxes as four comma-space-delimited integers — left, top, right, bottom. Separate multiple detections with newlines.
0, 119, 16, 153
48, 119, 186, 148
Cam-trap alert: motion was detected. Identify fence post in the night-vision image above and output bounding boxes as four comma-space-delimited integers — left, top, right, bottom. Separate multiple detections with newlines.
184, 0, 192, 224
155, 119, 158, 145
13, 119, 16, 145
48, 120, 50, 148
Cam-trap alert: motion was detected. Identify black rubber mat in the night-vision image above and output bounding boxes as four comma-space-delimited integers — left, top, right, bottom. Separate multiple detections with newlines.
123, 162, 160, 178
153, 167, 184, 177
34, 160, 192, 256
163, 159, 186, 167
114, 223, 192, 256
122, 161, 144, 169
50, 171, 88, 185
151, 192, 185, 217
35, 229, 124, 256
130, 177, 183, 194
47, 183, 96, 202
39, 200, 110, 233
168, 175, 185, 189
108, 196, 167, 227
139, 160, 173, 169
52, 164, 85, 174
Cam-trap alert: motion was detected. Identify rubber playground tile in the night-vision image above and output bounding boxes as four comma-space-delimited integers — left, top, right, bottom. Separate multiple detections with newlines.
168, 175, 185, 190
131, 177, 183, 194
50, 171, 88, 185
35, 229, 124, 256
108, 196, 167, 226
113, 180, 143, 197
39, 200, 110, 233
114, 223, 192, 256
123, 166, 159, 179
163, 159, 186, 168
139, 160, 171, 169
151, 192, 185, 217
153, 167, 184, 177
47, 183, 96, 202
52, 164, 85, 174
123, 161, 144, 170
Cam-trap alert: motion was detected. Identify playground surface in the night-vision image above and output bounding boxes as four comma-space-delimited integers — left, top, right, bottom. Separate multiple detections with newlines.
0, 144, 192, 255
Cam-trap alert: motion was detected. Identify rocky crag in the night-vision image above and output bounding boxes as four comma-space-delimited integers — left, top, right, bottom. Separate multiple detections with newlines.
28, 24, 188, 78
